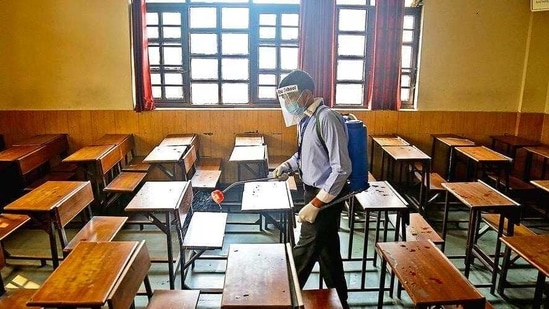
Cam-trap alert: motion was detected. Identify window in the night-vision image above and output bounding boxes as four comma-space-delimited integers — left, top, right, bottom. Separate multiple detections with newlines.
146, 0, 299, 107
334, 0, 422, 109
145, 0, 421, 109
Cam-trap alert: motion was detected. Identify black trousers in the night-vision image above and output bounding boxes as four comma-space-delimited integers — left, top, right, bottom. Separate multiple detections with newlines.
293, 185, 349, 305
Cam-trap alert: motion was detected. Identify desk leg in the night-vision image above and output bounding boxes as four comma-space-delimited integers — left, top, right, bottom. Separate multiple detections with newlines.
165, 212, 175, 289
464, 209, 479, 278
497, 245, 512, 295
47, 219, 60, 269
361, 209, 372, 290
533, 271, 545, 309
377, 255, 387, 309
441, 191, 450, 252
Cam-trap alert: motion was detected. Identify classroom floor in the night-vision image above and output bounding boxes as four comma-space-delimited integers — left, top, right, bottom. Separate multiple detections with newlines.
2, 196, 547, 309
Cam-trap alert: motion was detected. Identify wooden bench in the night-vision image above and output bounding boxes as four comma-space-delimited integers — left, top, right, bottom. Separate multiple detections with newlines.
145, 289, 200, 309
106, 240, 153, 309
183, 145, 221, 190
103, 169, 147, 208
62, 216, 128, 255
0, 289, 43, 309
302, 288, 344, 309
388, 213, 444, 246
480, 213, 536, 237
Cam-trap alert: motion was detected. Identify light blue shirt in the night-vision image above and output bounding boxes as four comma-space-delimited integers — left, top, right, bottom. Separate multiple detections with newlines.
286, 99, 352, 203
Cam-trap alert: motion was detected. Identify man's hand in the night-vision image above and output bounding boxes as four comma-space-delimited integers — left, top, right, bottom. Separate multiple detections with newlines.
273, 162, 291, 178
298, 203, 320, 223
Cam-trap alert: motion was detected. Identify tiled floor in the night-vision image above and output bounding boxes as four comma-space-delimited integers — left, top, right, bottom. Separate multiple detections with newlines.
2, 200, 546, 309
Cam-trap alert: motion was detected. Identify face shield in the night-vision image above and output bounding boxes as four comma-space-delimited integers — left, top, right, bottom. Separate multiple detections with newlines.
277, 84, 305, 127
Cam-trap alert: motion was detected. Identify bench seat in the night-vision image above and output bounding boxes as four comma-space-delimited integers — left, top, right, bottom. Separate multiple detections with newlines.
104, 172, 147, 193
481, 213, 536, 237
191, 170, 222, 189
63, 216, 128, 255
389, 213, 444, 245
0, 289, 43, 309
24, 172, 76, 192
302, 288, 343, 309
122, 156, 150, 173
146, 289, 200, 309
196, 157, 222, 171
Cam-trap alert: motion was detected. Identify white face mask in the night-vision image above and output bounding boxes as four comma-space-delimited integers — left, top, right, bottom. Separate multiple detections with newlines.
277, 84, 305, 127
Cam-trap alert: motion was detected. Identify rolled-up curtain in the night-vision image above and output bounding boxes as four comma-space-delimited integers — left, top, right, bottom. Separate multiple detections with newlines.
132, 0, 155, 112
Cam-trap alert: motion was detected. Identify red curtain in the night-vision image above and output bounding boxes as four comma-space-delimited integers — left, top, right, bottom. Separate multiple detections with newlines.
132, 0, 155, 112
367, 0, 404, 110
298, 0, 337, 107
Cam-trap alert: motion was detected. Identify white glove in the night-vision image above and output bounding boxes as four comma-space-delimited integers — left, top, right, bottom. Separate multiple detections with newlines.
298, 203, 321, 223
273, 161, 291, 178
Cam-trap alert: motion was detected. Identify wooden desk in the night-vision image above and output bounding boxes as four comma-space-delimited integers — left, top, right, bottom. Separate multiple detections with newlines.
3, 181, 94, 268
353, 181, 409, 290
523, 146, 549, 181
229, 145, 268, 180
143, 145, 188, 180
124, 181, 193, 289
0, 214, 30, 294
381, 145, 431, 213
376, 241, 486, 309
499, 235, 549, 309
235, 135, 264, 146
222, 243, 292, 308
369, 135, 410, 176
0, 145, 43, 171
490, 135, 539, 158
241, 181, 293, 244
441, 181, 520, 292
159, 134, 197, 147
12, 133, 67, 147
27, 241, 140, 308
453, 146, 513, 192
430, 134, 475, 180
92, 134, 134, 163
531, 179, 549, 193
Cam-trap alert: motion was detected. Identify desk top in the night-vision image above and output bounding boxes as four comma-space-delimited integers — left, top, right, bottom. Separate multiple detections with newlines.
530, 180, 549, 193
143, 145, 187, 163
523, 146, 549, 159
382, 145, 430, 161
27, 241, 138, 307
376, 241, 485, 307
436, 136, 475, 147
355, 181, 408, 210
12, 134, 66, 146
63, 145, 115, 163
500, 235, 549, 277
0, 145, 43, 162
222, 243, 292, 308
159, 134, 196, 147
92, 134, 132, 146
235, 135, 264, 146
441, 181, 519, 208
125, 181, 192, 212
241, 181, 292, 211
490, 135, 540, 148
229, 145, 266, 162
4, 181, 92, 213
0, 214, 30, 241
371, 135, 410, 147
455, 146, 512, 163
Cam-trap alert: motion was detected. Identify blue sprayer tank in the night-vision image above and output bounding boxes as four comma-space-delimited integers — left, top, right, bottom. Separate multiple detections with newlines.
345, 117, 369, 192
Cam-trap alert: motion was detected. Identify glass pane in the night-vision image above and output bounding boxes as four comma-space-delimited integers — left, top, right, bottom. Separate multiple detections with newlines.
401, 46, 412, 68
336, 0, 367, 4
335, 84, 363, 105
254, 0, 299, 3
401, 88, 410, 102
281, 14, 298, 26
281, 28, 298, 40
166, 86, 184, 99
403, 15, 415, 29
222, 34, 249, 55
259, 14, 276, 26
401, 75, 410, 87
190, 7, 216, 28
152, 86, 162, 98
222, 83, 248, 104
222, 59, 249, 80
259, 47, 276, 69
402, 30, 413, 43
191, 0, 247, 2
162, 12, 181, 25
190, 34, 218, 54
338, 35, 365, 56
146, 13, 158, 25
222, 8, 249, 29
339, 9, 366, 31
280, 47, 298, 70
191, 83, 218, 104
258, 86, 276, 99
149, 47, 160, 65
191, 58, 218, 79
151, 73, 161, 84
147, 27, 159, 39
260, 27, 276, 39
165, 73, 183, 84
163, 47, 182, 65
163, 27, 181, 39
337, 60, 364, 80
259, 74, 276, 85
